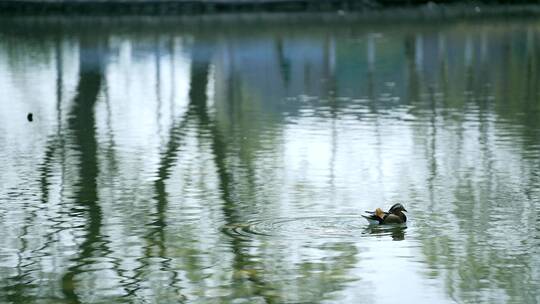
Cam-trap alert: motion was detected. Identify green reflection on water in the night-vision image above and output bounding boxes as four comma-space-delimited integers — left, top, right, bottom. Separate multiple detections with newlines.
61, 36, 105, 304
0, 14, 540, 304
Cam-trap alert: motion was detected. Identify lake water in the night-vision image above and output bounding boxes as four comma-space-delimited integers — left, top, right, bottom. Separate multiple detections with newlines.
1, 14, 539, 304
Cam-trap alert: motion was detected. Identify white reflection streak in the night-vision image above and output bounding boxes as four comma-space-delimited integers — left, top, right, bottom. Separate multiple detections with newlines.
438, 33, 446, 61
155, 36, 163, 142
329, 36, 336, 74
415, 34, 423, 72
367, 33, 376, 73
169, 38, 176, 120
481, 30, 488, 64
465, 34, 473, 68
206, 64, 216, 112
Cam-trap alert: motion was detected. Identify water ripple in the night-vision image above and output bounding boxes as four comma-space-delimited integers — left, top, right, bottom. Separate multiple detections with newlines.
222, 216, 407, 241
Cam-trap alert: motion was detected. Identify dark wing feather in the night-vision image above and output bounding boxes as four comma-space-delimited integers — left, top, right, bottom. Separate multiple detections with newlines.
361, 214, 384, 224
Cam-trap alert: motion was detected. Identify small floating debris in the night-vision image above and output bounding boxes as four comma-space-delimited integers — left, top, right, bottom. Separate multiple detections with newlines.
27, 112, 33, 122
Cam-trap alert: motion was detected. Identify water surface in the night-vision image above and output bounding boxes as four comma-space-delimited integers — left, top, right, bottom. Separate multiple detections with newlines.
1, 15, 540, 304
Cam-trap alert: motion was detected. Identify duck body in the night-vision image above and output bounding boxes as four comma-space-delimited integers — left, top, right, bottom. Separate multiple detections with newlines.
362, 203, 407, 225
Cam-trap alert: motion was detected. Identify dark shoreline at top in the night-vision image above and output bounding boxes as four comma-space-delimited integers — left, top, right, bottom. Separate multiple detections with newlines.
1, 0, 540, 16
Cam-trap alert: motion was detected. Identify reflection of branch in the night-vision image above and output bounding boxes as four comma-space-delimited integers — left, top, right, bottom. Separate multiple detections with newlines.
40, 37, 64, 217
190, 58, 239, 222
427, 85, 437, 211
138, 101, 191, 299
1, 136, 62, 301
169, 38, 177, 120
1, 260, 38, 303
189, 44, 280, 303
438, 34, 448, 106
155, 36, 164, 143
60, 40, 104, 304
276, 38, 291, 88
3, 37, 68, 303
98, 73, 142, 299
405, 34, 420, 104
415, 32, 540, 304
133, 42, 204, 300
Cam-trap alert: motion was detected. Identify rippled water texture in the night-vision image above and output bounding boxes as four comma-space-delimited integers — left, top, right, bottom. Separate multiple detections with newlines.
1, 15, 540, 303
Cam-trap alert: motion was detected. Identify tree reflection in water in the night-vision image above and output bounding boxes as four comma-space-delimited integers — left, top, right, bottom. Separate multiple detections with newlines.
0, 16, 539, 304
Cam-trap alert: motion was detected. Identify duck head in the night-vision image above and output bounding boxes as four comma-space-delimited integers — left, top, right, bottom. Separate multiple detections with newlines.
388, 203, 407, 214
